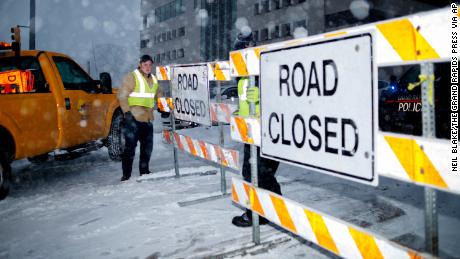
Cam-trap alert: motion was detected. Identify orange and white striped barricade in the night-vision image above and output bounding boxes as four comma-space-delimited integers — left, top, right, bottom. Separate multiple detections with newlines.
208, 61, 231, 81
163, 130, 239, 170
156, 65, 171, 81
230, 116, 261, 146
230, 8, 450, 77
207, 60, 234, 194
228, 7, 452, 255
157, 97, 173, 113
232, 178, 432, 259
378, 134, 457, 194
210, 102, 238, 124
230, 115, 456, 195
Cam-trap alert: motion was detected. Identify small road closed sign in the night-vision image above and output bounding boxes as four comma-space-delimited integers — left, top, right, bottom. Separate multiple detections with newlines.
260, 33, 377, 185
172, 64, 211, 126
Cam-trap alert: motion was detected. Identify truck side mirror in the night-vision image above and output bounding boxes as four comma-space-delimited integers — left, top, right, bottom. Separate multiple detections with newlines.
99, 72, 112, 94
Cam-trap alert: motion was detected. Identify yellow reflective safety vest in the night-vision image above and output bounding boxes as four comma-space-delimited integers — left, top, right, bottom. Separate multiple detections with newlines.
128, 69, 159, 108
237, 77, 259, 117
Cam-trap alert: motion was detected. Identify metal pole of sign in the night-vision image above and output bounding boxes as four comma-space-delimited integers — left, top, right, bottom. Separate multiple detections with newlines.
168, 72, 180, 178
216, 80, 227, 194
421, 62, 438, 256
249, 75, 260, 245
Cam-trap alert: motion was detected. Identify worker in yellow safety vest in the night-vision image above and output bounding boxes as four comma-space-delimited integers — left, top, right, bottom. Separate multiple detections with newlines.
117, 55, 163, 181
232, 32, 282, 227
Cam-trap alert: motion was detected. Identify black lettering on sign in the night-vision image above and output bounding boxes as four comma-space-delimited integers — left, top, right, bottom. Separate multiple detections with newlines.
307, 61, 320, 96
184, 98, 189, 114
187, 74, 193, 90
190, 99, 195, 116
323, 59, 338, 96
279, 65, 290, 96
281, 113, 291, 145
309, 115, 321, 151
341, 118, 358, 156
292, 114, 306, 148
200, 100, 206, 118
175, 97, 181, 113
178, 74, 182, 89
269, 112, 280, 143
292, 62, 306, 97
195, 100, 200, 117
325, 117, 338, 154
193, 74, 198, 90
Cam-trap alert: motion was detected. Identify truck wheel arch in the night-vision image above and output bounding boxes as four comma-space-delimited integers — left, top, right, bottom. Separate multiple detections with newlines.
0, 126, 14, 201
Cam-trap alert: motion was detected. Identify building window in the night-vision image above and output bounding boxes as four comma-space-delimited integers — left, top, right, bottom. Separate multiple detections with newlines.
180, 27, 185, 37
172, 29, 177, 39
166, 51, 170, 60
260, 28, 269, 41
254, 3, 260, 15
140, 39, 149, 48
155, 54, 160, 63
153, 0, 184, 24
271, 25, 279, 39
172, 50, 177, 60
281, 23, 291, 37
261, 0, 269, 13
298, 0, 306, 3
162, 32, 166, 42
178, 48, 184, 58
143, 15, 147, 29
161, 53, 166, 62
271, 0, 280, 9
167, 31, 172, 40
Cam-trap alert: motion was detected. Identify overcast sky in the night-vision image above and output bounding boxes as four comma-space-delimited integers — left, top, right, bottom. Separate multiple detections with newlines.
0, 0, 141, 85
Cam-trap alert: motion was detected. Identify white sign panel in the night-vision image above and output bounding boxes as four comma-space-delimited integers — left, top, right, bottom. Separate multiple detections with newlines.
260, 33, 377, 185
172, 64, 211, 126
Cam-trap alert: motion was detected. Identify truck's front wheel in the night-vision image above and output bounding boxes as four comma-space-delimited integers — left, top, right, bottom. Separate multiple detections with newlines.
0, 150, 11, 200
107, 110, 124, 161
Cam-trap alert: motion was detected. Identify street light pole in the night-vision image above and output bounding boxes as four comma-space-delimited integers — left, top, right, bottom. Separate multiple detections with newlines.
29, 0, 36, 50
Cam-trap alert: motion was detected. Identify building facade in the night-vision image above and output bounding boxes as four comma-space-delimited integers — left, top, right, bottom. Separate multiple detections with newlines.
140, 0, 448, 66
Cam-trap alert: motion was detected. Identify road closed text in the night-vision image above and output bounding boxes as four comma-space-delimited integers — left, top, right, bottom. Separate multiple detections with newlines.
260, 34, 376, 185
268, 113, 358, 156
172, 65, 211, 126
267, 60, 359, 156
174, 73, 207, 118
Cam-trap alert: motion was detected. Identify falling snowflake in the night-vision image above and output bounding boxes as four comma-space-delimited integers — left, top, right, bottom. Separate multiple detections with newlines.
349, 0, 370, 20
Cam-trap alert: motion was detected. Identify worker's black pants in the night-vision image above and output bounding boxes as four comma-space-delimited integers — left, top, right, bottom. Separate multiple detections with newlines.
122, 117, 153, 178
242, 144, 281, 217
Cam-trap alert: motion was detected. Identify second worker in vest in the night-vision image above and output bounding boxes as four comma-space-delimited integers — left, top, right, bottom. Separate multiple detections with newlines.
117, 54, 163, 181
231, 32, 282, 227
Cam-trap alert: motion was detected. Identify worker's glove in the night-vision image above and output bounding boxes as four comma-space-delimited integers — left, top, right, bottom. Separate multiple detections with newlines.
246, 87, 259, 103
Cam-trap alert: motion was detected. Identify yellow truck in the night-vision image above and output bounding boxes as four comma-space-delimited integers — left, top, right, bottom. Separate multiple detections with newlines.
0, 33, 124, 200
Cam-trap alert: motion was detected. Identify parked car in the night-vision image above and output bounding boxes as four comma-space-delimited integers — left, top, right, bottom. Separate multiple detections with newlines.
210, 85, 238, 105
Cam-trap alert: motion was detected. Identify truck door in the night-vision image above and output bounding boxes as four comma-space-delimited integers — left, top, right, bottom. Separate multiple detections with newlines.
51, 56, 110, 148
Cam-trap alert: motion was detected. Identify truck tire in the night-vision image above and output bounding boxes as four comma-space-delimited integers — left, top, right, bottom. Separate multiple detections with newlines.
0, 149, 11, 201
107, 110, 124, 161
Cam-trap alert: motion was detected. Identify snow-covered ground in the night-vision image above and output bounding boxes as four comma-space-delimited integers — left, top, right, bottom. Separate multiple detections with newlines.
1, 118, 459, 258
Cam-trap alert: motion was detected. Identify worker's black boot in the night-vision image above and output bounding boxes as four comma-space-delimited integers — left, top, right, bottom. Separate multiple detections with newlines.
232, 212, 269, 227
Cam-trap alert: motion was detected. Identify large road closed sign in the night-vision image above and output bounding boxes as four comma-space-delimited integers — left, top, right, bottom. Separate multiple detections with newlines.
260, 33, 377, 185
172, 64, 211, 126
